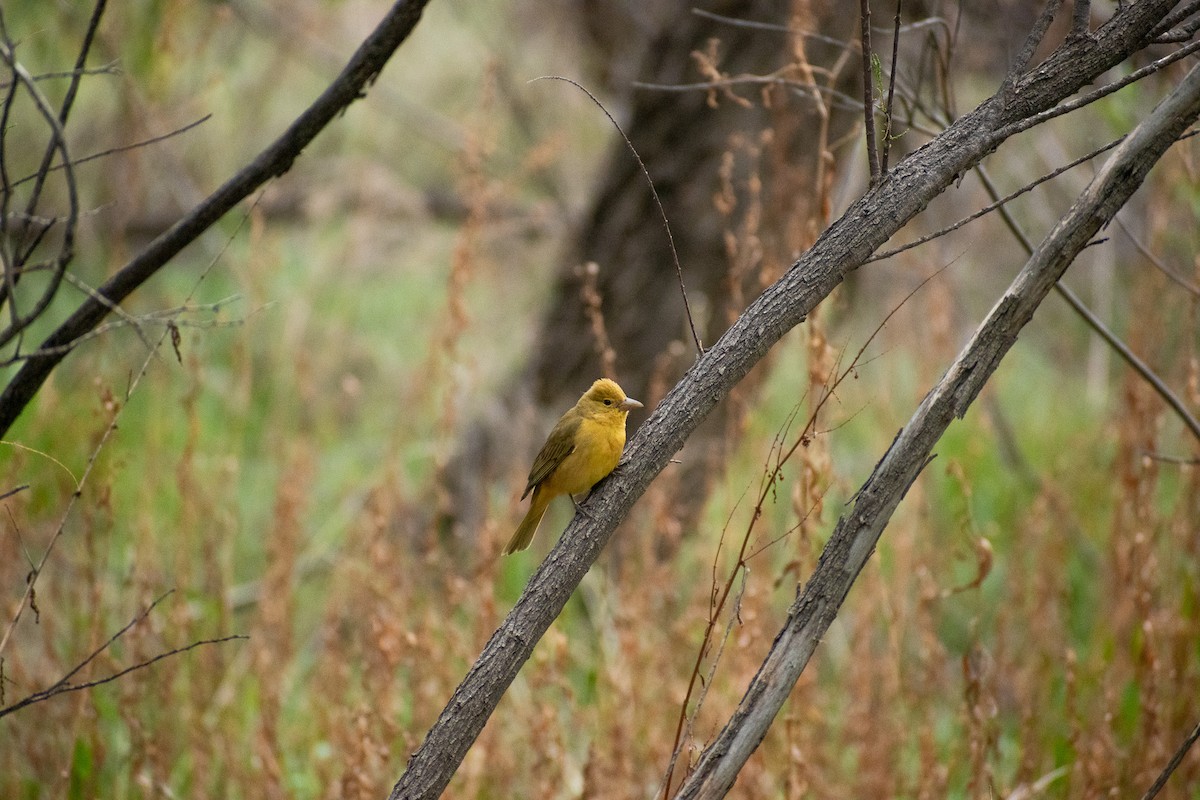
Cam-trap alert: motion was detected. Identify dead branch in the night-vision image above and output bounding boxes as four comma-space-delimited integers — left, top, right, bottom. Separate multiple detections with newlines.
0, 590, 246, 720
972, 164, 1200, 446
1141, 718, 1200, 800
858, 0, 881, 184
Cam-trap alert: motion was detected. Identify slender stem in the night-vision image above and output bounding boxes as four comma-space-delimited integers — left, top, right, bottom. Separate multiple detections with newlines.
975, 165, 1200, 447
880, 0, 903, 174
859, 0, 880, 185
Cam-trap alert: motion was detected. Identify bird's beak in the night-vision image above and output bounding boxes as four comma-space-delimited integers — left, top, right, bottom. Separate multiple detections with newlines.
622, 397, 644, 411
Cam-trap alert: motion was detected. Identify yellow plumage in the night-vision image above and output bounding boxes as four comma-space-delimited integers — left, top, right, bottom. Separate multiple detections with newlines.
502, 378, 642, 555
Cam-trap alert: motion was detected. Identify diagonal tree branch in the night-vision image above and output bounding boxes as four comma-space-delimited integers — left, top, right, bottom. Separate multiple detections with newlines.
388, 2, 1184, 797
971, 164, 1200, 446
0, 0, 433, 437
675, 57, 1200, 800
1141, 717, 1200, 800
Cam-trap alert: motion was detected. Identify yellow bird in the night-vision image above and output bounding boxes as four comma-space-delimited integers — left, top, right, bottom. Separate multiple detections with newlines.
502, 378, 643, 555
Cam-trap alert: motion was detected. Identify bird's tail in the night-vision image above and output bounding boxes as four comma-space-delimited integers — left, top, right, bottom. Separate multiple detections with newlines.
503, 488, 550, 555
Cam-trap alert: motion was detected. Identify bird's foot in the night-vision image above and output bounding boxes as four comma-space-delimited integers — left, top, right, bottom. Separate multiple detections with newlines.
570, 493, 594, 519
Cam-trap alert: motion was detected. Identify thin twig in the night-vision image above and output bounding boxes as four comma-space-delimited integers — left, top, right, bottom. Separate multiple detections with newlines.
1115, 214, 1200, 297
1, 591, 245, 722
632, 73, 863, 117
691, 7, 852, 50
880, 0, 903, 174
0, 60, 119, 87
869, 134, 1125, 263
1001, 0, 1064, 94
859, 0, 881, 185
975, 165, 1200, 447
0, 299, 257, 367
0, 484, 28, 502
531, 75, 704, 355
1140, 719, 1200, 800
1136, 449, 1200, 465
9, 114, 211, 190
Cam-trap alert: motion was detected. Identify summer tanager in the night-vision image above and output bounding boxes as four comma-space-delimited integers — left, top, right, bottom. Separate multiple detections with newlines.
502, 378, 642, 555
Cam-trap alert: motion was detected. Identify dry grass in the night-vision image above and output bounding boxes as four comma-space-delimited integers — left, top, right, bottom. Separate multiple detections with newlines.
3, 3, 1200, 799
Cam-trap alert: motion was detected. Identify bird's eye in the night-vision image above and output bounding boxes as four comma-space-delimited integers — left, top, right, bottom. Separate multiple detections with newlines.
604, 399, 613, 406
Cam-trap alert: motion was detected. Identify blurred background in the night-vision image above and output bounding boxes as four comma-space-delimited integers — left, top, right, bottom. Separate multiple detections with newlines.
1, 0, 1198, 797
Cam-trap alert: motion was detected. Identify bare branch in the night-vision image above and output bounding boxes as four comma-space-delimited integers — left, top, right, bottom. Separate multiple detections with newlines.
1153, 15, 1200, 41
1149, 0, 1200, 39
1141, 718, 1200, 800
858, 0, 881, 184
1001, 0, 1064, 92
0, 587, 245, 720
973, 165, 1200, 447
1072, 0, 1093, 38
8, 114, 212, 190
532, 76, 703, 355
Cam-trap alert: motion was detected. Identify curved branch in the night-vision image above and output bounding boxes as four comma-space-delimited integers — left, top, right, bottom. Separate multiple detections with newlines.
0, 0, 433, 436
0, 43, 79, 350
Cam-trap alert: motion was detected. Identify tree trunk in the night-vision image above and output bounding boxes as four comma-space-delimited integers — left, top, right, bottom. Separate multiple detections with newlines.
437, 0, 862, 551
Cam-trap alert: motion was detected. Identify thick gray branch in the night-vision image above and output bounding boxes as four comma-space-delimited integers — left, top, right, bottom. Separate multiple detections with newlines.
388, 2, 1183, 798
676, 58, 1200, 800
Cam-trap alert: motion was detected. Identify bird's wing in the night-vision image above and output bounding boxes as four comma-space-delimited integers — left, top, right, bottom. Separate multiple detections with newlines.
522, 414, 580, 498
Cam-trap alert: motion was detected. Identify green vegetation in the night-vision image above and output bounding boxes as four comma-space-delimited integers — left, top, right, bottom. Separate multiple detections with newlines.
2, 2, 1198, 799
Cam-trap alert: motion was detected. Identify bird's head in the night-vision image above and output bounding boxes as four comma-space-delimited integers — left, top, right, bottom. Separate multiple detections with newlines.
579, 378, 643, 418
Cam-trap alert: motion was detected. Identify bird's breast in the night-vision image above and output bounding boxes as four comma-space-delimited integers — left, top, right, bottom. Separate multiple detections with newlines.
547, 414, 625, 496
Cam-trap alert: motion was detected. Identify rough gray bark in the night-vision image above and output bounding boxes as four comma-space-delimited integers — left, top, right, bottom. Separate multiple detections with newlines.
676, 55, 1200, 800
389, 2, 1185, 797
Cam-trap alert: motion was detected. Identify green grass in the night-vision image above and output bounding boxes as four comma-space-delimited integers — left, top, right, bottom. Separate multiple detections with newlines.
4, 3, 1200, 799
